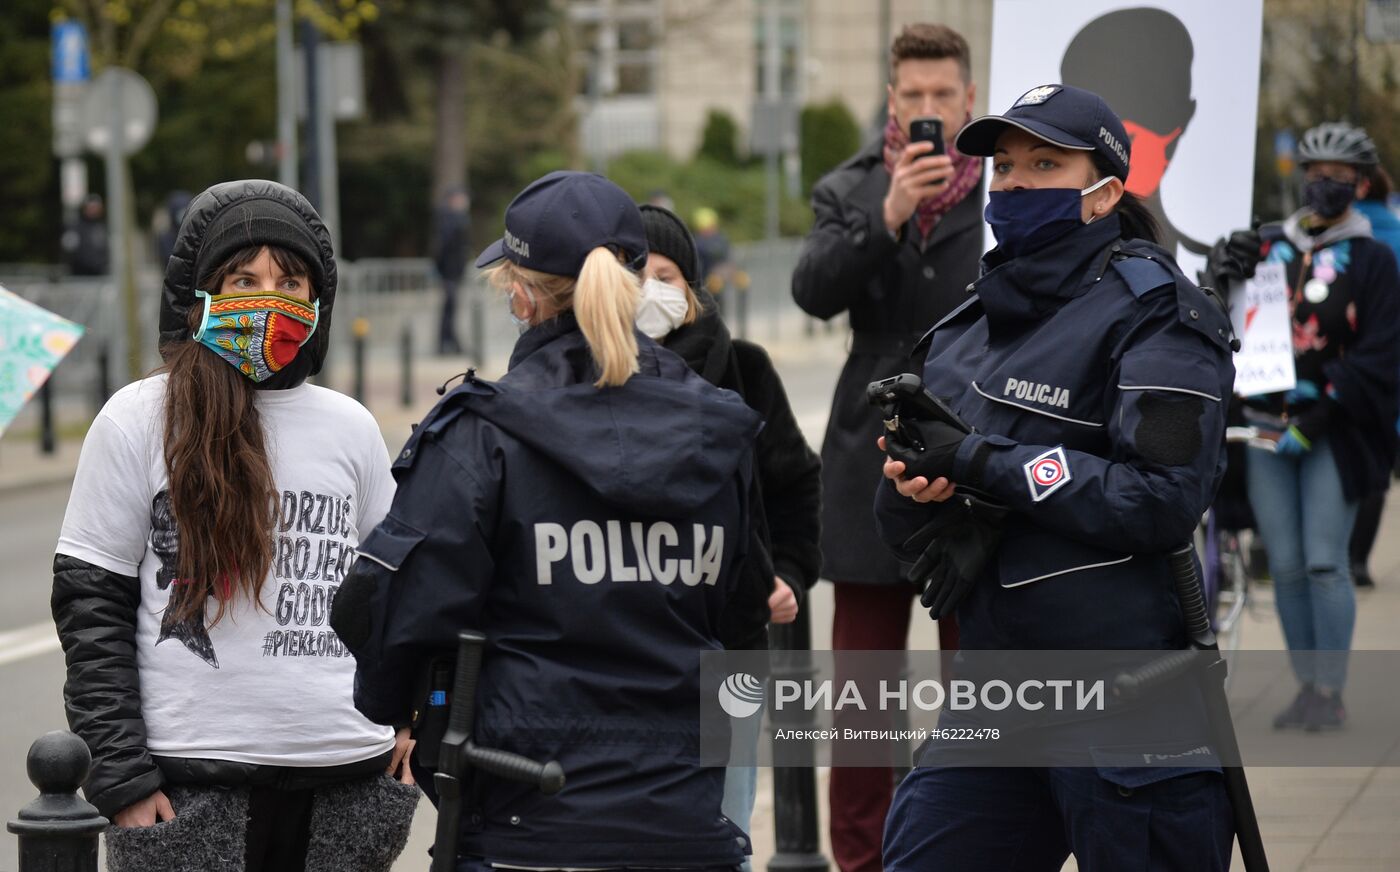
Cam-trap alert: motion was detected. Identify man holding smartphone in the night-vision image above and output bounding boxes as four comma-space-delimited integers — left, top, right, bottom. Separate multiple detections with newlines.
791, 22, 986, 872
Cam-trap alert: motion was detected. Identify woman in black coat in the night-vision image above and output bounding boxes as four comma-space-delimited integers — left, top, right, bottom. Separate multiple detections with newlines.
637, 203, 822, 853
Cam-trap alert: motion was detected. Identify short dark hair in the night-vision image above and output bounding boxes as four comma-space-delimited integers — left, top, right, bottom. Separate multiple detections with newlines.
890, 24, 972, 84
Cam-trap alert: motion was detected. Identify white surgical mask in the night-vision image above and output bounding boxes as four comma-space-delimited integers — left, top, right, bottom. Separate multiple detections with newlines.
508, 285, 536, 334
636, 278, 690, 340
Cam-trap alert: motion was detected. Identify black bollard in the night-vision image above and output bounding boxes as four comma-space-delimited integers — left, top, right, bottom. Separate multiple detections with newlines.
352, 317, 369, 405
400, 325, 413, 408
767, 608, 828, 872
734, 270, 751, 341
8, 731, 108, 872
38, 381, 55, 456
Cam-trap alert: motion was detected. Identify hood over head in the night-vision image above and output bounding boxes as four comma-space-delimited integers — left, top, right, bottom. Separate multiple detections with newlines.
1281, 206, 1373, 253
160, 180, 337, 383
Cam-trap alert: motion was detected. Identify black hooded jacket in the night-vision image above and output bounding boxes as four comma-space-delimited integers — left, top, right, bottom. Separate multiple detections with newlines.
334, 314, 763, 866
159, 179, 338, 385
662, 290, 822, 648
52, 180, 367, 818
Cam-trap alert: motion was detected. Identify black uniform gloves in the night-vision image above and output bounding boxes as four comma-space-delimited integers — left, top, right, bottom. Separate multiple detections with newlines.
903, 494, 1008, 620
885, 418, 967, 483
1204, 229, 1263, 289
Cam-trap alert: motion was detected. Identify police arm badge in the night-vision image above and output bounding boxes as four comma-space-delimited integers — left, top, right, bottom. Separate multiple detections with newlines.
1024, 446, 1072, 502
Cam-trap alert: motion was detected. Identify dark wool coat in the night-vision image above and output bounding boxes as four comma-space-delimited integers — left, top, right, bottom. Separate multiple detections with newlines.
792, 138, 985, 584
662, 290, 822, 649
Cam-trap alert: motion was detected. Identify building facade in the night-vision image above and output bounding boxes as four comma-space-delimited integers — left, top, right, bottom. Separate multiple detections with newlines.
570, 0, 994, 164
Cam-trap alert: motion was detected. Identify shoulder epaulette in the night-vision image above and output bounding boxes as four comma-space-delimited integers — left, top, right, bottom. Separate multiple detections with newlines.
392, 376, 496, 470
1110, 250, 1176, 299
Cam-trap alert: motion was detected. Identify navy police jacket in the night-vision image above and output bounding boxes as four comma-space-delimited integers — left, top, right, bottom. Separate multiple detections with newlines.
876, 215, 1236, 650
332, 313, 762, 867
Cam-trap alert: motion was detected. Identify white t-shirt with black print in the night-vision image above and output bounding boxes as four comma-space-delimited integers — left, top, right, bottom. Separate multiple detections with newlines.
58, 374, 397, 767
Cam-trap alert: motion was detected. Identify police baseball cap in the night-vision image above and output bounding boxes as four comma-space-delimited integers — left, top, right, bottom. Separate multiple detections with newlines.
955, 84, 1131, 181
475, 171, 648, 276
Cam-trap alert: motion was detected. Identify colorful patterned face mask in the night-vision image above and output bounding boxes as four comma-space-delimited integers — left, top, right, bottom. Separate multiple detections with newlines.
192, 290, 319, 382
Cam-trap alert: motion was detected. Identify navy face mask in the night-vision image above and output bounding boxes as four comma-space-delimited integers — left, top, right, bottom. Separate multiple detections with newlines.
985, 177, 1112, 259
1302, 177, 1356, 220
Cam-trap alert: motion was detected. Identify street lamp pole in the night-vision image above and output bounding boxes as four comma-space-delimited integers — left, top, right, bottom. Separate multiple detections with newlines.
763, 0, 781, 243
276, 0, 298, 189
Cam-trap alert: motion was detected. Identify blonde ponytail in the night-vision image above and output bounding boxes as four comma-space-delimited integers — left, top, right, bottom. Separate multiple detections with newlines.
574, 247, 640, 387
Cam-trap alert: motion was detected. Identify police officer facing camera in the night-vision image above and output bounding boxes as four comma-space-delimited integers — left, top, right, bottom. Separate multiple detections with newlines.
330, 171, 765, 871
874, 85, 1237, 870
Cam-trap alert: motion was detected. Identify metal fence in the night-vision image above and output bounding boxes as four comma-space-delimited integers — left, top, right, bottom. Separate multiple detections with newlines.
328, 240, 832, 372
1, 238, 837, 432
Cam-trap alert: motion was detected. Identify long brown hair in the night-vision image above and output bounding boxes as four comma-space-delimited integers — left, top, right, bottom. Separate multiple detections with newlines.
161, 244, 312, 625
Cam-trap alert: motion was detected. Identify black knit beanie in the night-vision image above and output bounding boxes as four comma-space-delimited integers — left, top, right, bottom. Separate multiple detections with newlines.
192, 198, 326, 293
638, 204, 700, 287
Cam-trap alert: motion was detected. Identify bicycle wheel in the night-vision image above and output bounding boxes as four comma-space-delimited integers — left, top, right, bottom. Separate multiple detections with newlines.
1212, 528, 1249, 652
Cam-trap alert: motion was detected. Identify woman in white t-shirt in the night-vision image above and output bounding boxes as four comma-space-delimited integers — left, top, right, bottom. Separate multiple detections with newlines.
53, 180, 417, 872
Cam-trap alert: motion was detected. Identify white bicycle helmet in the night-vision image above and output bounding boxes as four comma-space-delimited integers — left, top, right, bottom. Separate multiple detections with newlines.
1297, 122, 1379, 167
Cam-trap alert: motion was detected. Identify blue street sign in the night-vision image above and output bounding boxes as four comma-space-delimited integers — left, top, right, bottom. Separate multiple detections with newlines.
1274, 129, 1296, 160
52, 22, 90, 84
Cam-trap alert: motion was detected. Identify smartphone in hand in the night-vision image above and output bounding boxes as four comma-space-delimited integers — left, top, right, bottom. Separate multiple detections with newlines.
908, 117, 946, 156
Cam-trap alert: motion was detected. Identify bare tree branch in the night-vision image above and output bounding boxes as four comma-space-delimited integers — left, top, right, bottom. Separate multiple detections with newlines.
122, 0, 181, 69
76, 0, 116, 65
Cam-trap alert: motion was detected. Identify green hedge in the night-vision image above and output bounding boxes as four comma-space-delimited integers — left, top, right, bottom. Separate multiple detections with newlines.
695, 109, 742, 166
800, 99, 862, 194
607, 151, 811, 242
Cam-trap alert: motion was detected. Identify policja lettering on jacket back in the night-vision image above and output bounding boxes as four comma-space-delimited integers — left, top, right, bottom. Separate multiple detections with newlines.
534, 520, 724, 586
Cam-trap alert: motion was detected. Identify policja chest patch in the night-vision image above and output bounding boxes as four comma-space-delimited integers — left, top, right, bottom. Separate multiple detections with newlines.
1024, 446, 1072, 502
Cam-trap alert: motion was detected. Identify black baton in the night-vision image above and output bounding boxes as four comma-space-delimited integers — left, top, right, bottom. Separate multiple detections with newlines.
1114, 544, 1269, 872
431, 631, 566, 872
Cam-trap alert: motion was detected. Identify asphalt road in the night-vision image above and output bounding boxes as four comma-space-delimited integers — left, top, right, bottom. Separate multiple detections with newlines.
0, 479, 80, 870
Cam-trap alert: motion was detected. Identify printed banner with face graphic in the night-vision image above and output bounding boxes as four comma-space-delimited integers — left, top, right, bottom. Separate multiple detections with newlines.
987, 0, 1263, 275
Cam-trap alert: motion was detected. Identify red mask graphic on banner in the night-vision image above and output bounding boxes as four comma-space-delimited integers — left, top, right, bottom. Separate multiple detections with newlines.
1122, 121, 1183, 196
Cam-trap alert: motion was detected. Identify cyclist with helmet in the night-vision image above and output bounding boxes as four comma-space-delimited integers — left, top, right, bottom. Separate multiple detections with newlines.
1207, 122, 1400, 731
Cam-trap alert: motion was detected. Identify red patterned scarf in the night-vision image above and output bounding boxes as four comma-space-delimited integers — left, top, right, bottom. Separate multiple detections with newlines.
882, 113, 983, 245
